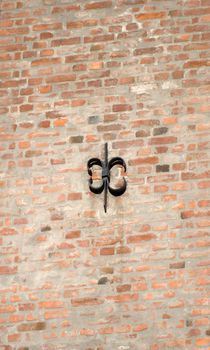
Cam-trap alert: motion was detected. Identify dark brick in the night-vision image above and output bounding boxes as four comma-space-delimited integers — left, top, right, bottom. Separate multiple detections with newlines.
186, 320, 193, 327
88, 116, 100, 124
98, 277, 109, 285
170, 262, 186, 269
17, 322, 46, 332
41, 225, 51, 232
153, 127, 168, 136
70, 136, 84, 143
156, 164, 170, 172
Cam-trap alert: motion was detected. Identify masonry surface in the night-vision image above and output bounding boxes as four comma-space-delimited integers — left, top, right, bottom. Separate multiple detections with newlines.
0, 0, 210, 349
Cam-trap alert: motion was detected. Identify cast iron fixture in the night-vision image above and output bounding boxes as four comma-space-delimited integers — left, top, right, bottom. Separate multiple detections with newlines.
87, 143, 127, 213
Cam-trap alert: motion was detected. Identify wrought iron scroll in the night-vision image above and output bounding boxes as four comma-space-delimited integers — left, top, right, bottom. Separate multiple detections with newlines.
87, 143, 127, 213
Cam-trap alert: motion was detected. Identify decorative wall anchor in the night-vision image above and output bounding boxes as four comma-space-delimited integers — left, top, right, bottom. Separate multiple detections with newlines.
87, 143, 127, 213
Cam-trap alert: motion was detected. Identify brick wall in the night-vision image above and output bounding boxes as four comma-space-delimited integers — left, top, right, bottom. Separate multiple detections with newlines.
0, 0, 210, 349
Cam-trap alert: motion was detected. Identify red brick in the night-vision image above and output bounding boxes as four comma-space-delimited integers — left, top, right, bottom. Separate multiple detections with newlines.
106, 294, 138, 303
155, 72, 170, 81
134, 47, 163, 56
84, 34, 114, 43
196, 338, 210, 346
31, 58, 61, 67
32, 23, 62, 31
135, 12, 166, 21
184, 60, 210, 68
198, 200, 210, 207
128, 157, 159, 166
20, 88, 33, 96
52, 5, 80, 13
154, 185, 169, 192
40, 32, 54, 39
67, 19, 98, 29
18, 303, 35, 311
113, 140, 143, 149
0, 266, 17, 275
68, 193, 82, 200
8, 334, 21, 342
65, 231, 81, 239
40, 49, 54, 57
19, 141, 30, 149
0, 79, 26, 88
0, 27, 29, 36
127, 234, 156, 243
84, 1, 112, 10
133, 324, 148, 332
25, 150, 42, 158
51, 38, 81, 47
116, 246, 131, 254
19, 104, 33, 112
71, 298, 103, 306
38, 120, 50, 128
112, 104, 132, 112
46, 74, 76, 83
150, 137, 177, 145
0, 305, 16, 313
198, 180, 210, 189
39, 301, 63, 309
53, 118, 68, 127
65, 53, 91, 63
116, 284, 131, 293
0, 228, 17, 236
28, 78, 43, 86
44, 310, 68, 320
100, 247, 115, 255
71, 99, 86, 107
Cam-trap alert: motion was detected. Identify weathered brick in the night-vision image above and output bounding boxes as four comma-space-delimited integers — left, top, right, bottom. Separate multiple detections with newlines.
127, 234, 156, 243
17, 322, 46, 332
135, 12, 166, 21
106, 294, 138, 303
71, 298, 103, 307
184, 60, 210, 68
153, 127, 168, 136
84, 34, 114, 43
170, 262, 186, 269
39, 301, 63, 309
46, 74, 76, 83
32, 23, 62, 31
0, 228, 17, 235
25, 150, 42, 158
68, 193, 82, 200
67, 19, 98, 29
51, 37, 81, 47
134, 47, 163, 56
100, 247, 115, 255
133, 324, 148, 332
84, 1, 112, 10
